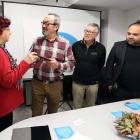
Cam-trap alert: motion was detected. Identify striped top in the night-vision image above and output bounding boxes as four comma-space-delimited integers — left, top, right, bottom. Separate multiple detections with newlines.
29, 35, 75, 81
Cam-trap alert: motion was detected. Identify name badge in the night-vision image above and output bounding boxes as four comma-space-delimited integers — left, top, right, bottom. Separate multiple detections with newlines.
91, 52, 97, 55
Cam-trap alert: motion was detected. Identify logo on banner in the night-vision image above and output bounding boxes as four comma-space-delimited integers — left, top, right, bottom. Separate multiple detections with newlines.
58, 32, 78, 47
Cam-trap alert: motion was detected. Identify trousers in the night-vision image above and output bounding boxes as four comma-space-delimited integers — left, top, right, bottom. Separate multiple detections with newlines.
31, 77, 62, 117
0, 111, 13, 132
72, 81, 98, 109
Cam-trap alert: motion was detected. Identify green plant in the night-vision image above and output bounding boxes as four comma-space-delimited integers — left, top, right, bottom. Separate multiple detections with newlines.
114, 111, 136, 137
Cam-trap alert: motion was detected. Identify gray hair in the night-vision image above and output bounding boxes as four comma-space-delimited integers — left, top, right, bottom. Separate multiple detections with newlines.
48, 13, 61, 32
87, 23, 100, 34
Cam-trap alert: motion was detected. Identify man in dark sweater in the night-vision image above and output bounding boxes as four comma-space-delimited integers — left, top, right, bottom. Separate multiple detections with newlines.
72, 23, 106, 109
106, 20, 140, 102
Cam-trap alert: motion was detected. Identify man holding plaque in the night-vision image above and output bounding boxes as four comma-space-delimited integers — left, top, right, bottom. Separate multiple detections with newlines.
29, 13, 75, 117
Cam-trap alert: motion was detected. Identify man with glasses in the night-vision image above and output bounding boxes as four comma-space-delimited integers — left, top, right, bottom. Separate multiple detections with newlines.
72, 23, 106, 109
29, 13, 75, 116
106, 20, 140, 102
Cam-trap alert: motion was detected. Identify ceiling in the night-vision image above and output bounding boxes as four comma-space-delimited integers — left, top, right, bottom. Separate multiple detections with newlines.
71, 0, 140, 11
1, 0, 140, 11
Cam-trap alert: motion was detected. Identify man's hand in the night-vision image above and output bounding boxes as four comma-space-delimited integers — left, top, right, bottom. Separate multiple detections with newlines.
45, 58, 59, 69
108, 85, 112, 92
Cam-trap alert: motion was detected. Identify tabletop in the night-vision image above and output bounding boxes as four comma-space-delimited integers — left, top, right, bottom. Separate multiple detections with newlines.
1, 99, 140, 140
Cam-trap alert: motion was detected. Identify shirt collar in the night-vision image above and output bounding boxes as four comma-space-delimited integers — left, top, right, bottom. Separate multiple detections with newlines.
44, 34, 59, 42
82, 38, 96, 46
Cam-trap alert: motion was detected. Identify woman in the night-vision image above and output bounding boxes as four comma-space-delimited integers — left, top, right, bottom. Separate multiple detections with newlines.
0, 16, 38, 132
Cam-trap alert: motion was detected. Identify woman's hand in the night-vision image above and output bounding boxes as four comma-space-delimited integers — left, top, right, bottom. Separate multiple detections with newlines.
24, 52, 39, 65
30, 62, 36, 68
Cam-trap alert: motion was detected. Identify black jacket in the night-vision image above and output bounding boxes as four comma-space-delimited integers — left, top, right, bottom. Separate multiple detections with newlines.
72, 40, 106, 85
106, 40, 127, 86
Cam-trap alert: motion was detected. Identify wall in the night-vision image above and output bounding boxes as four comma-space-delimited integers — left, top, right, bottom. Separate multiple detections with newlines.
0, 6, 2, 15
124, 7, 140, 34
101, 10, 109, 50
101, 10, 126, 62
101, 7, 140, 61
106, 9, 125, 59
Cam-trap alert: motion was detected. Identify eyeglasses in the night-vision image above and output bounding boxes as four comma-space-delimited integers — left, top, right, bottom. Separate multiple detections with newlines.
4, 29, 10, 31
84, 29, 96, 35
41, 22, 57, 27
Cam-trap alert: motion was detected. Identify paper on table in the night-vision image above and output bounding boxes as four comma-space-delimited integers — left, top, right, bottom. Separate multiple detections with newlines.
125, 102, 140, 110
111, 111, 124, 118
69, 132, 93, 140
72, 119, 85, 126
54, 126, 74, 139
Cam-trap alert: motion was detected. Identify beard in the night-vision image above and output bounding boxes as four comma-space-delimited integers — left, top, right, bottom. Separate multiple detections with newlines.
42, 28, 49, 36
43, 31, 49, 36
126, 38, 140, 46
42, 28, 53, 36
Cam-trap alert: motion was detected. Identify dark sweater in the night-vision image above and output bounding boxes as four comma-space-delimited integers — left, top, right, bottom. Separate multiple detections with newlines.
72, 40, 106, 85
117, 44, 140, 93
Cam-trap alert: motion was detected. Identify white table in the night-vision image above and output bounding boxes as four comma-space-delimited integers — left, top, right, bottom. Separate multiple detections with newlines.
1, 99, 140, 140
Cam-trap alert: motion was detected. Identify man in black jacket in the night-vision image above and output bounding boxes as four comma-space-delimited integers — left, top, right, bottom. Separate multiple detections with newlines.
106, 20, 140, 101
72, 23, 106, 109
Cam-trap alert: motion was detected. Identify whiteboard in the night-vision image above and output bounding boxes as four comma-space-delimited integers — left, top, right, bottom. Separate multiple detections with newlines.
3, 2, 101, 79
